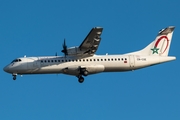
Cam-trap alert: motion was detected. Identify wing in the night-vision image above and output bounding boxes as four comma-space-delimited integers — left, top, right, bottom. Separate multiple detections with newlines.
79, 27, 103, 56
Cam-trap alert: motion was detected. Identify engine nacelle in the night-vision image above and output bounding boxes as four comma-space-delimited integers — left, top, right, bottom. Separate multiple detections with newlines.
66, 47, 84, 56
62, 66, 80, 76
86, 65, 105, 74
62, 65, 105, 76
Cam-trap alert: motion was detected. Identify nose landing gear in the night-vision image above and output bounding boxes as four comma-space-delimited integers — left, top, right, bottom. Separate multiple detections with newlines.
13, 76, 16, 80
12, 74, 17, 80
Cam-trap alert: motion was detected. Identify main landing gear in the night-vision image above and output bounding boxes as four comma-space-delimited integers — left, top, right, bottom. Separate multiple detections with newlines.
77, 69, 88, 83
78, 76, 84, 83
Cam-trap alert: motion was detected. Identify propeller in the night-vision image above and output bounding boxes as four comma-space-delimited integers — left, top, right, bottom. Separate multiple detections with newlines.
61, 39, 68, 56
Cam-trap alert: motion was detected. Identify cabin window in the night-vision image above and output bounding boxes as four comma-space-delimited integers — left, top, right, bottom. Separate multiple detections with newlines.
79, 59, 81, 62
118, 58, 120, 61
90, 59, 92, 61
69, 60, 71, 62
97, 59, 99, 61
101, 59, 103, 61
62, 60, 64, 62
83, 59, 85, 62
125, 58, 127, 60
58, 60, 60, 62
55, 60, 57, 62
108, 59, 110, 61
65, 60, 67, 62
44, 60, 46, 63
111, 58, 113, 61
48, 60, 50, 62
104, 59, 106, 61
94, 59, 96, 61
51, 60, 53, 62
86, 59, 88, 61
115, 58, 117, 61
72, 60, 74, 62
121, 58, 124, 61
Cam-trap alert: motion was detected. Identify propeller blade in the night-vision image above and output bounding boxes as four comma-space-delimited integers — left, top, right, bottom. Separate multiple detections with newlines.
61, 38, 68, 56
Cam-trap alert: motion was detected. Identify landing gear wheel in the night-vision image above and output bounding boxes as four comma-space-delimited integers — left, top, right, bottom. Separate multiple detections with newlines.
79, 67, 88, 76
13, 76, 16, 80
78, 76, 84, 83
83, 70, 88, 76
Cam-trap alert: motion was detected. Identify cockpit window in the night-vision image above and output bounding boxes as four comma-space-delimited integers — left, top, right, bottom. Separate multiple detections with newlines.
11, 59, 22, 63
11, 59, 16, 63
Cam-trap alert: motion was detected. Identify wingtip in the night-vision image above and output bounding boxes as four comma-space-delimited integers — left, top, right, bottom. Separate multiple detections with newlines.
168, 26, 175, 28
94, 27, 103, 29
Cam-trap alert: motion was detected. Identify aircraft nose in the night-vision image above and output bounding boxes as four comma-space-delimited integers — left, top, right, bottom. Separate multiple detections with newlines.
3, 66, 9, 73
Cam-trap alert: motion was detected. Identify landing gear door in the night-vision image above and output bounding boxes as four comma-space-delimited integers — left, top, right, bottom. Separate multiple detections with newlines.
129, 55, 135, 68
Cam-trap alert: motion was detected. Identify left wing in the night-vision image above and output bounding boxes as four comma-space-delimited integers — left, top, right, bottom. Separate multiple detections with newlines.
79, 27, 103, 56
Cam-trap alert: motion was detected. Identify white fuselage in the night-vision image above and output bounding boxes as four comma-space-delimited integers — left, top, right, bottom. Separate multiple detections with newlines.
3, 55, 176, 76
3, 26, 176, 83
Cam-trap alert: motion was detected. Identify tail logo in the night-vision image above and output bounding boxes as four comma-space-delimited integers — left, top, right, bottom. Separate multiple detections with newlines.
151, 36, 169, 54
151, 47, 159, 54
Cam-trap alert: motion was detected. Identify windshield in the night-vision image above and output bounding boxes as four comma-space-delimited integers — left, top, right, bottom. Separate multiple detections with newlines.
11, 59, 22, 63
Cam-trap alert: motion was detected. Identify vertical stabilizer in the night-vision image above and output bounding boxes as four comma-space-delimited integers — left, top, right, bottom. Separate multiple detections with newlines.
127, 26, 175, 56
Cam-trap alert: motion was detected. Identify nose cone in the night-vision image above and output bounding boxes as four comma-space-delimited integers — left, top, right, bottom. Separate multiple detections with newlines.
3, 65, 9, 73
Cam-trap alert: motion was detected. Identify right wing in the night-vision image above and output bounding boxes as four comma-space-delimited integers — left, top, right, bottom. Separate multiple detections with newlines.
79, 27, 103, 56
62, 27, 103, 57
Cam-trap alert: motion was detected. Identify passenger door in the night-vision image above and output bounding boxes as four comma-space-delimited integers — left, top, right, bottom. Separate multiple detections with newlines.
129, 55, 135, 68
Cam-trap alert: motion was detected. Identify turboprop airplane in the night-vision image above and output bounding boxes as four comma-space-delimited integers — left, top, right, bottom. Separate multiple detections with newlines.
3, 26, 176, 83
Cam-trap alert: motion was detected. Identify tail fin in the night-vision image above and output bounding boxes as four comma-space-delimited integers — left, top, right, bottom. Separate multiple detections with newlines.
127, 26, 175, 56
